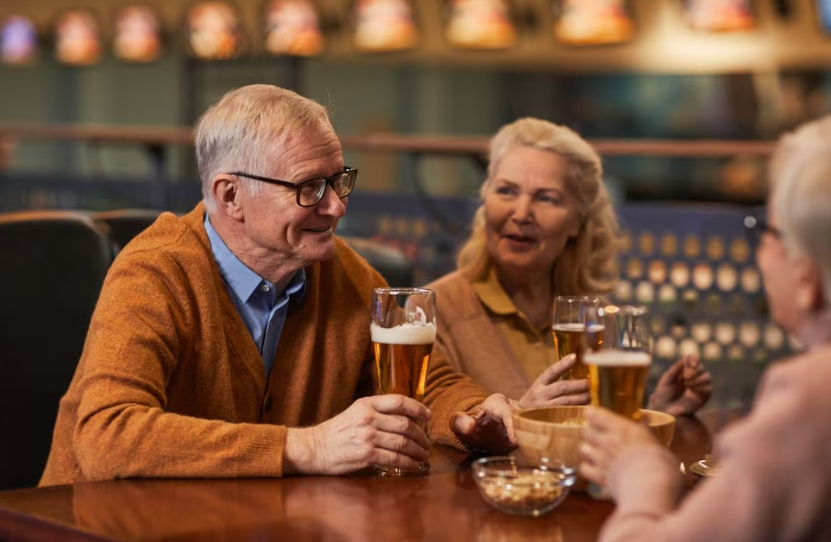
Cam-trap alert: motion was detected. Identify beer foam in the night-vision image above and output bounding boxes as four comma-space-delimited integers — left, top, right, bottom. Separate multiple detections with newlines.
371, 322, 437, 345
552, 323, 605, 333
584, 350, 651, 366
552, 323, 585, 332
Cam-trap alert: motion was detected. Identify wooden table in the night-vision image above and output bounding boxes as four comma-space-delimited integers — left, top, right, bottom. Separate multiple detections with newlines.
0, 414, 730, 542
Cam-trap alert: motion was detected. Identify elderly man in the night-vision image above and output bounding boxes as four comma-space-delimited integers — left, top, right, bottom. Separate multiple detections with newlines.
40, 85, 514, 485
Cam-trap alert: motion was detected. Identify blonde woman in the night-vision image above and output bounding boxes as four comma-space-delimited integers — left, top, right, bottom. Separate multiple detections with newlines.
580, 115, 831, 542
426, 117, 711, 414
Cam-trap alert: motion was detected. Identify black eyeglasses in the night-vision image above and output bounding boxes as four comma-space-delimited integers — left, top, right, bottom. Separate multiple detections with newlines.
229, 167, 357, 207
743, 214, 783, 246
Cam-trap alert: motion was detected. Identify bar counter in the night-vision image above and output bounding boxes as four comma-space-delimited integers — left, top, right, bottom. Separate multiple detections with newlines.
0, 413, 730, 542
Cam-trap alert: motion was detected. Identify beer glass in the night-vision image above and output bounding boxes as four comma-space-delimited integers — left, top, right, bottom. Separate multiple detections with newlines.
370, 287, 437, 476
552, 296, 602, 381
583, 305, 651, 420
583, 305, 652, 500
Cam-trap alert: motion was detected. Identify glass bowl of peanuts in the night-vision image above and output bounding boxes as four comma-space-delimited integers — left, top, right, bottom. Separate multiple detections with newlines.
471, 456, 576, 516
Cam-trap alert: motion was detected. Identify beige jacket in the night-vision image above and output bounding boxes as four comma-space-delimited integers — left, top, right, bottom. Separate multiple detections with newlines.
426, 270, 555, 402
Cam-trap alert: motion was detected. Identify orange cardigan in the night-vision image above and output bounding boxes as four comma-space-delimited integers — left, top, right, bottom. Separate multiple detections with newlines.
40, 203, 485, 486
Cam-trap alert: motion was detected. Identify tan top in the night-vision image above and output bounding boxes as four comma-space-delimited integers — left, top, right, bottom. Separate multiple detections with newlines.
40, 204, 486, 486
472, 267, 555, 380
601, 346, 831, 542
425, 269, 555, 401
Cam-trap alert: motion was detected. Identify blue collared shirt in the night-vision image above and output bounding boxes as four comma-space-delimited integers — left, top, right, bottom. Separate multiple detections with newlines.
205, 215, 305, 375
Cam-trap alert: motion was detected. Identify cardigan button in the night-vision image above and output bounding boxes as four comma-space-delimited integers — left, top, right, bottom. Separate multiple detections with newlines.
264, 395, 273, 412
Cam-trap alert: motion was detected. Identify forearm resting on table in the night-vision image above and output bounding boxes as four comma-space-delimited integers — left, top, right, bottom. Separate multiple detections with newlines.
76, 406, 286, 480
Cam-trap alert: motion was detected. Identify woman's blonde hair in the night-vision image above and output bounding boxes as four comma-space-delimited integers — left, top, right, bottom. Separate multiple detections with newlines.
456, 117, 620, 295
769, 115, 831, 309
194, 84, 331, 213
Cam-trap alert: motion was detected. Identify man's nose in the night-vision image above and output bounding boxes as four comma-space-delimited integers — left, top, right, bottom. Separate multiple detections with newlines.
317, 184, 347, 218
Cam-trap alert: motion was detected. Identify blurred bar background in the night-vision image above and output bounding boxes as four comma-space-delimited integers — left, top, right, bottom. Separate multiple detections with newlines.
2, 0, 828, 411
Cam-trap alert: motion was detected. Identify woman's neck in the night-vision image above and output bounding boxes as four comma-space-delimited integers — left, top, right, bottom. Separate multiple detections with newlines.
496, 266, 553, 330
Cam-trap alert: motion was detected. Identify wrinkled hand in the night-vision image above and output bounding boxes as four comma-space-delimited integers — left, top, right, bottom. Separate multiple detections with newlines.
648, 354, 712, 416
450, 393, 517, 455
518, 354, 591, 409
283, 395, 431, 475
579, 406, 660, 488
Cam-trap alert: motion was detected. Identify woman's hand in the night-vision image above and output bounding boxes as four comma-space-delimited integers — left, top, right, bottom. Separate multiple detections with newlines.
451, 393, 517, 455
579, 406, 660, 488
518, 354, 590, 409
648, 354, 712, 416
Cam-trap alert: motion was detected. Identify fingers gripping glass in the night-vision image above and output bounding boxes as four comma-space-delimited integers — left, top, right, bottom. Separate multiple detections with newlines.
229, 167, 357, 207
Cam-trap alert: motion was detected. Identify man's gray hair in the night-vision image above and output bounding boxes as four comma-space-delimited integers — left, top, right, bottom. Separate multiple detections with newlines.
194, 84, 331, 212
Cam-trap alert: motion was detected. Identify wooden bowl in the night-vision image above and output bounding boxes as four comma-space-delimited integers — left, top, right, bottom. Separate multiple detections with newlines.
513, 406, 675, 470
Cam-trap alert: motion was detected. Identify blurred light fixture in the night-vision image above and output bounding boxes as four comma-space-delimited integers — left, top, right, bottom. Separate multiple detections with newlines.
184, 1, 246, 60
551, 0, 635, 46
113, 4, 163, 63
263, 0, 324, 56
682, 0, 756, 32
351, 0, 419, 53
444, 0, 517, 50
53, 9, 102, 66
0, 15, 38, 66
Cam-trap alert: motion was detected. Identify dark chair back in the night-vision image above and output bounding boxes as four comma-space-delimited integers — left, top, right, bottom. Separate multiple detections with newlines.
92, 209, 163, 254
0, 211, 111, 490
342, 237, 415, 287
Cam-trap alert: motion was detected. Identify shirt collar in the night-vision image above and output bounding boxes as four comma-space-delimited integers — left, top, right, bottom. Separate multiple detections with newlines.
205, 214, 305, 304
472, 265, 519, 316
283, 268, 306, 301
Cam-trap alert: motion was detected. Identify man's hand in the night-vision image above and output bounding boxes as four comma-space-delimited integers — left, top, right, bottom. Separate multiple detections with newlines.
648, 354, 713, 416
450, 393, 517, 455
283, 395, 431, 475
518, 354, 591, 409
579, 406, 659, 488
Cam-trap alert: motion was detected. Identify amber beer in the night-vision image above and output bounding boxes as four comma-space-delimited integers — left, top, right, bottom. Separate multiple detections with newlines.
585, 350, 650, 420
370, 287, 436, 476
370, 323, 436, 402
553, 323, 605, 380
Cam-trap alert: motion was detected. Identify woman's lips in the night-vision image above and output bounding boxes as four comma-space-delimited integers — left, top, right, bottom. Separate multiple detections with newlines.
504, 233, 535, 242
503, 233, 536, 247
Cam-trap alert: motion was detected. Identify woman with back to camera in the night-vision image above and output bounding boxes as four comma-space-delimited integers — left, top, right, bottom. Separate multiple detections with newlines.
580, 115, 831, 542
425, 117, 711, 415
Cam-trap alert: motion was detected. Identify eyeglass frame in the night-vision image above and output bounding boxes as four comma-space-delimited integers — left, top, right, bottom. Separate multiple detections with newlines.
743, 214, 783, 245
228, 167, 357, 207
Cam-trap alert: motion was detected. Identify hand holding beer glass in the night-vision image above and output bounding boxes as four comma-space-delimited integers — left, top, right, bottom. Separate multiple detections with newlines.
552, 296, 602, 381
583, 305, 651, 498
370, 287, 437, 476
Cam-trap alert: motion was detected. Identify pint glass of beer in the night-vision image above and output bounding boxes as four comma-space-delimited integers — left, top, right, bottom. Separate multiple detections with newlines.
583, 305, 651, 420
552, 296, 602, 381
370, 287, 437, 476
583, 304, 651, 499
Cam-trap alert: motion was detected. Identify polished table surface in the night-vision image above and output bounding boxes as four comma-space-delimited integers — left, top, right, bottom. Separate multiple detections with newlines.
0, 412, 737, 542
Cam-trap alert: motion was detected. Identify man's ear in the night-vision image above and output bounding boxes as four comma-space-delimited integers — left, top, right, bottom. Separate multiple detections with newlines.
211, 174, 244, 221
794, 257, 825, 314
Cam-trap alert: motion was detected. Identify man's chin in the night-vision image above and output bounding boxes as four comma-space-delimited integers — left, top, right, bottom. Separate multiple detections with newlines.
303, 238, 337, 263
